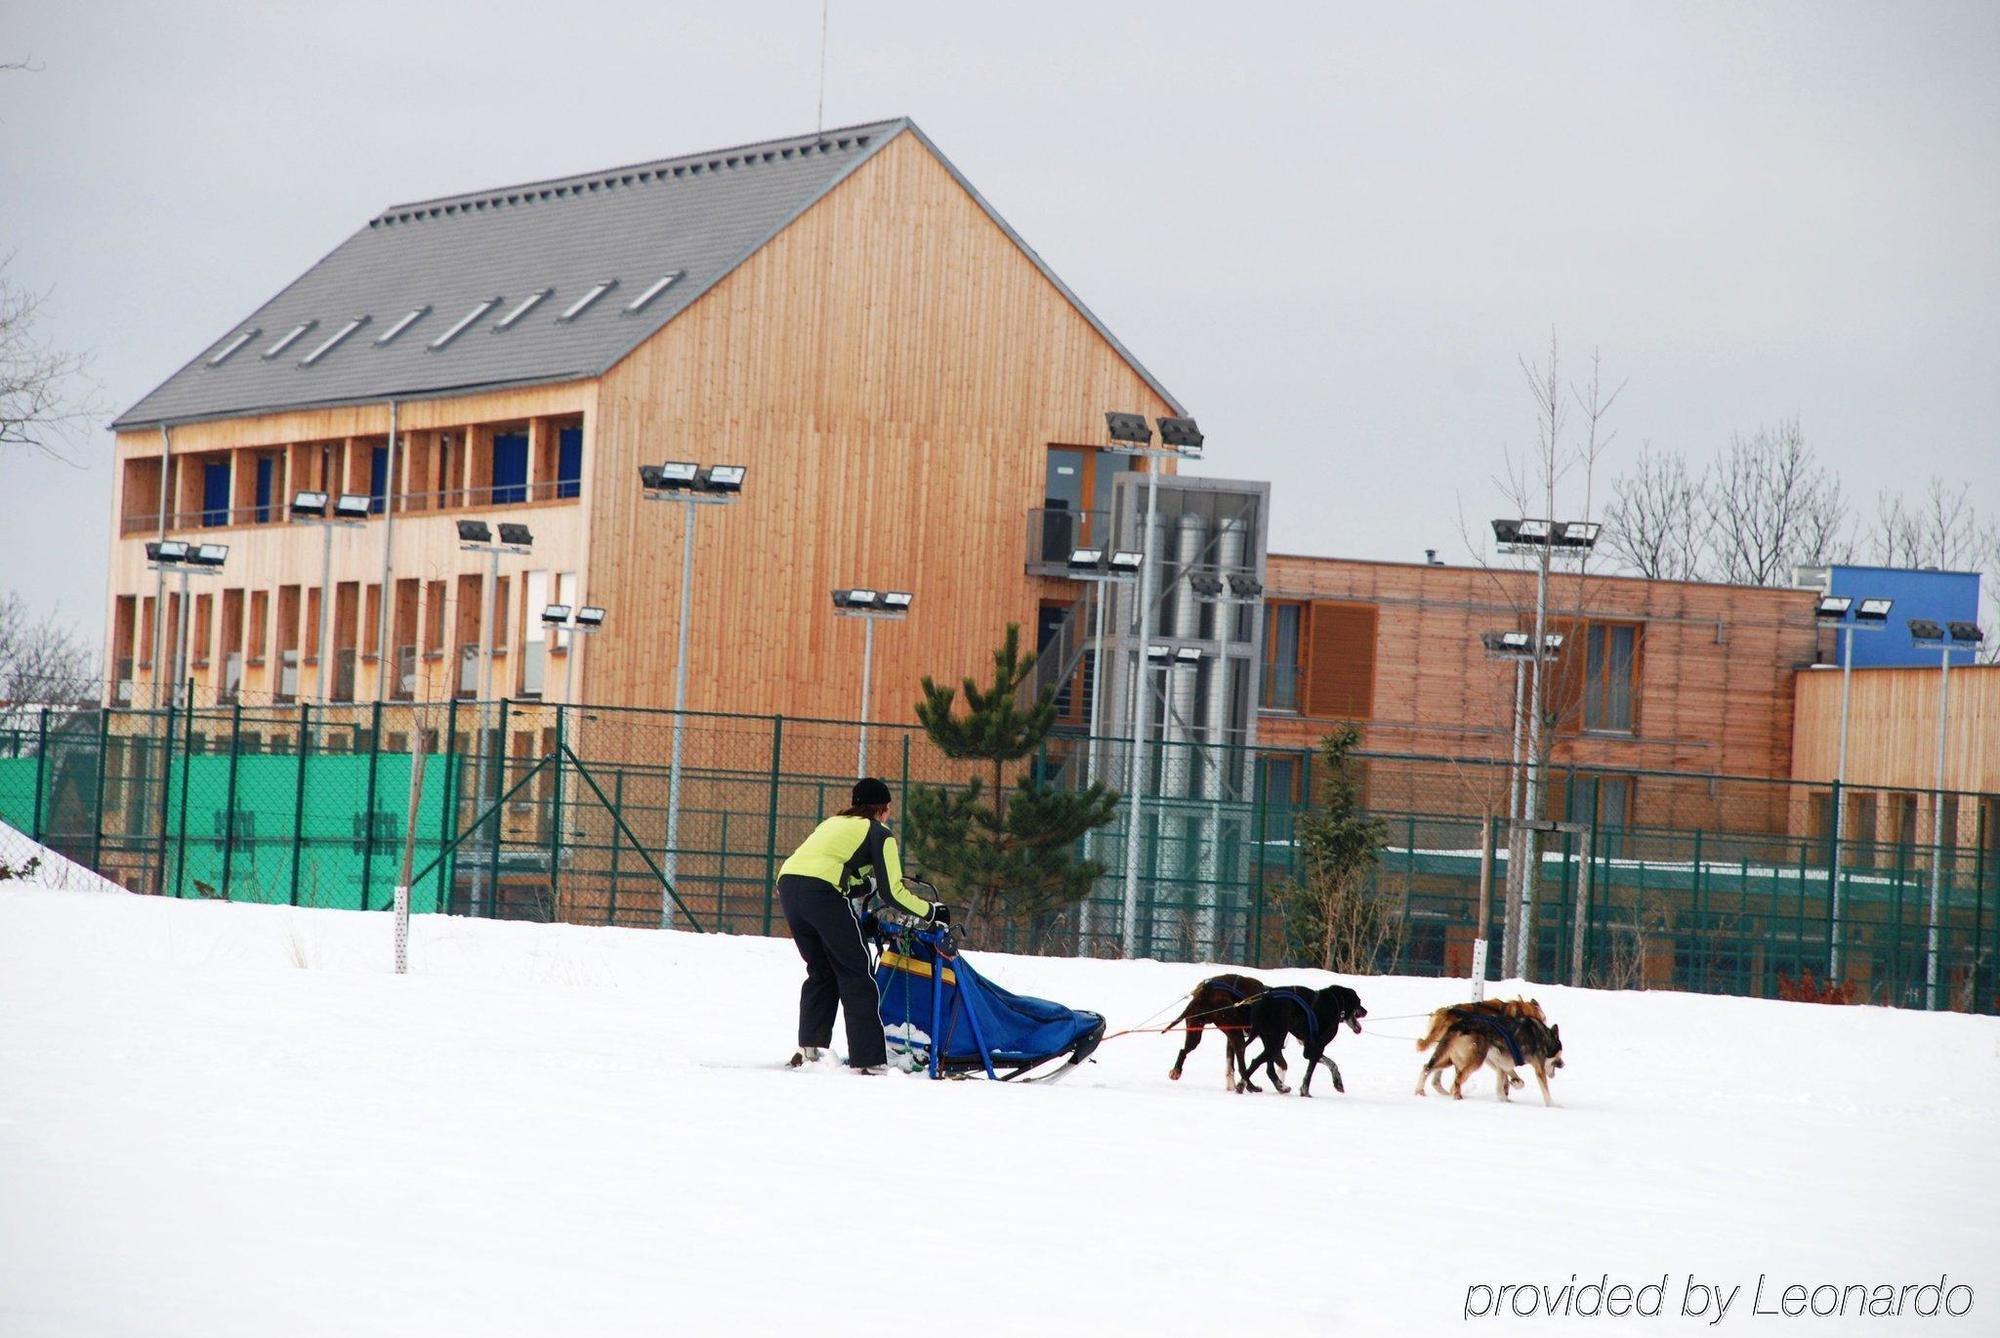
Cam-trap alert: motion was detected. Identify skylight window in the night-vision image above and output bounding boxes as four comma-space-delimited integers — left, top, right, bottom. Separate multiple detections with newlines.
300, 317, 370, 366
624, 273, 683, 314
263, 321, 316, 359
430, 299, 498, 351
375, 307, 429, 345
558, 281, 616, 322
207, 329, 259, 367
496, 289, 551, 330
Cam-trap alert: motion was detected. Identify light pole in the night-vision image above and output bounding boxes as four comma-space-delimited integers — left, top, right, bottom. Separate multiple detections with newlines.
290, 491, 369, 702
144, 540, 228, 707
641, 462, 745, 928
1814, 594, 1892, 978
1479, 629, 1564, 981
541, 603, 607, 707
456, 519, 534, 920
1062, 546, 1142, 956
1107, 412, 1205, 959
1491, 517, 1599, 980
832, 588, 913, 774
1910, 617, 1985, 1009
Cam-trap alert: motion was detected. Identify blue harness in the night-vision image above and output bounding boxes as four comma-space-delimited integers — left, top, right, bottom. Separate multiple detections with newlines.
1455, 1009, 1526, 1065
1269, 988, 1322, 1044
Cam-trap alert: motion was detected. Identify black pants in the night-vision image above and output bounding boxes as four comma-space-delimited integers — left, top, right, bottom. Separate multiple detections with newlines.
778, 874, 887, 1067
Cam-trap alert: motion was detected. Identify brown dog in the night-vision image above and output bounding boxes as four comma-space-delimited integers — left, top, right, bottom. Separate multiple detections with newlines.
1416, 1011, 1565, 1106
1167, 974, 1265, 1091
1415, 998, 1546, 1093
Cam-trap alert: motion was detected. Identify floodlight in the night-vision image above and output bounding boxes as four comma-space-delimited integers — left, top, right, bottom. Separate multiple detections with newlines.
638, 464, 665, 490
146, 539, 190, 564
1105, 412, 1153, 445
1156, 417, 1203, 453
1854, 598, 1894, 623
832, 589, 880, 609
457, 519, 493, 544
187, 543, 229, 567
1067, 546, 1106, 572
1227, 574, 1263, 598
1172, 645, 1203, 665
333, 493, 372, 520
574, 606, 606, 628
1557, 521, 1602, 549
541, 604, 573, 626
1947, 621, 1985, 645
1145, 644, 1173, 664
1481, 630, 1520, 655
881, 591, 915, 611
1491, 519, 1522, 545
1542, 633, 1564, 653
653, 461, 700, 490
290, 490, 330, 518
1108, 550, 1144, 573
1517, 519, 1553, 542
498, 523, 533, 547
700, 464, 746, 493
1908, 619, 1946, 643
1814, 596, 1854, 621
1189, 574, 1226, 598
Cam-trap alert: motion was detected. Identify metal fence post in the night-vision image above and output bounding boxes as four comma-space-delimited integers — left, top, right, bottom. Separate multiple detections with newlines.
1570, 823, 1593, 987
172, 697, 197, 900
1249, 761, 1268, 969
488, 698, 509, 917
1827, 777, 1843, 980
154, 699, 177, 897
440, 698, 460, 915
90, 707, 110, 873
29, 708, 47, 844
221, 700, 242, 901
551, 702, 566, 921
761, 714, 784, 937
360, 700, 383, 911
289, 702, 310, 907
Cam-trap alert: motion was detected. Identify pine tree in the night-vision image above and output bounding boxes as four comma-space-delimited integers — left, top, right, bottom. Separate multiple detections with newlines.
904, 624, 1118, 944
1273, 726, 1394, 972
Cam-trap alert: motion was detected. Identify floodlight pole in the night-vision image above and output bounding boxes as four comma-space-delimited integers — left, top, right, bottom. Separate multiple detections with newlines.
319, 526, 336, 703
858, 615, 875, 775
1831, 622, 1857, 976
664, 496, 699, 927
1121, 460, 1163, 959
1926, 641, 1953, 1011
1518, 537, 1552, 980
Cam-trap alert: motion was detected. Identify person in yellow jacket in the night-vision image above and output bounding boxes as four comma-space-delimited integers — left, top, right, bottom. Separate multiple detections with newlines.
778, 777, 946, 1073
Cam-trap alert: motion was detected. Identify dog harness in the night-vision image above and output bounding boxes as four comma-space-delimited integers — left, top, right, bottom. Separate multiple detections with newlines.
1452, 1009, 1525, 1065
1269, 988, 1322, 1043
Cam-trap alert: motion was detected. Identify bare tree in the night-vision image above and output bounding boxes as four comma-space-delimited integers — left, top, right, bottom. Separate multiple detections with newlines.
0, 592, 97, 705
1697, 419, 1849, 586
1865, 478, 2000, 663
0, 255, 100, 461
1603, 441, 1703, 580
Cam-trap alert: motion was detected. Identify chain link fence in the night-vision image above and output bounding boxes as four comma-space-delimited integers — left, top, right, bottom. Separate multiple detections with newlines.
1, 701, 1993, 1012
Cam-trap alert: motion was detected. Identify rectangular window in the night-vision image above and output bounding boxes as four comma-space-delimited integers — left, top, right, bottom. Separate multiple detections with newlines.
557, 426, 583, 499
1303, 601, 1378, 720
369, 445, 390, 514
1582, 623, 1640, 732
248, 590, 268, 661
254, 456, 275, 523
202, 460, 231, 527
522, 570, 549, 698
491, 432, 529, 504
1263, 602, 1303, 711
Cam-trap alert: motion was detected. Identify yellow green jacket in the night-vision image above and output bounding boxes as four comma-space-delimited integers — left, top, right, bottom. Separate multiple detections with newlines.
779, 815, 932, 915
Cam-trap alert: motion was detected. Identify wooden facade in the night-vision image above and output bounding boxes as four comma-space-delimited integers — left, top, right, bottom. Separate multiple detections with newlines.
1252, 556, 1829, 831
105, 130, 1175, 729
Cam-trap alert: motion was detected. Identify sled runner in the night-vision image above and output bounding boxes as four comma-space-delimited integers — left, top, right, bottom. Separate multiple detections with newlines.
867, 918, 1104, 1081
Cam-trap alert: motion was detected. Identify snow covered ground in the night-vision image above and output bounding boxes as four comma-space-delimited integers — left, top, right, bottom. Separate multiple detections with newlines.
3, 868, 1997, 1336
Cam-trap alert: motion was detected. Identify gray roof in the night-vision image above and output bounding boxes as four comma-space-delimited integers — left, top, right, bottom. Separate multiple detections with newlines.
116, 117, 1179, 430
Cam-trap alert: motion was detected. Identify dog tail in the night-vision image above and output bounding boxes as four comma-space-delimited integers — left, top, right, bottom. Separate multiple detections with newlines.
1416, 1007, 1452, 1051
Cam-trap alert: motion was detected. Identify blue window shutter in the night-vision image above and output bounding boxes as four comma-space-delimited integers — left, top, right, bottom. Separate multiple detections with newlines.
557, 427, 583, 498
492, 433, 529, 504
370, 446, 389, 514
254, 458, 274, 522
202, 462, 231, 527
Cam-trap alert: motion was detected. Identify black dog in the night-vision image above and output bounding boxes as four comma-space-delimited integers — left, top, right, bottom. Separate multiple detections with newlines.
1239, 983, 1367, 1097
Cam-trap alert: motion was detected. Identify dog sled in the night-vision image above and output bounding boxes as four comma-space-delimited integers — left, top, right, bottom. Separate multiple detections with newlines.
866, 914, 1105, 1082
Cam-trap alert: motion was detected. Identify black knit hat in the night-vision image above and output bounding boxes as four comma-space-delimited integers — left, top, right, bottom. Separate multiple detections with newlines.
851, 777, 893, 808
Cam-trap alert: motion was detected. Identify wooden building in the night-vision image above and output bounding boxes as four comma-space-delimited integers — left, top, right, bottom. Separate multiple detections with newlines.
1251, 556, 1828, 831
105, 119, 1180, 726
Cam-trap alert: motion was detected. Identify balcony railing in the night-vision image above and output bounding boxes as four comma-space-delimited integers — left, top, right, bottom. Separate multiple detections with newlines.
119, 477, 582, 536
1025, 507, 1113, 575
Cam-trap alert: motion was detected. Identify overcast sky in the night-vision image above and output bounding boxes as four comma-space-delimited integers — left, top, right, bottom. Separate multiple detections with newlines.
4, 1, 1996, 645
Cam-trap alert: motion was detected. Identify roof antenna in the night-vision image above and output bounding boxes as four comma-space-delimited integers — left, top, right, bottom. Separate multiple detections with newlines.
816, 0, 829, 135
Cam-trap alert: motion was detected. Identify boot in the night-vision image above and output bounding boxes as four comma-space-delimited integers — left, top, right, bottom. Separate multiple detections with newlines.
787, 1046, 823, 1068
